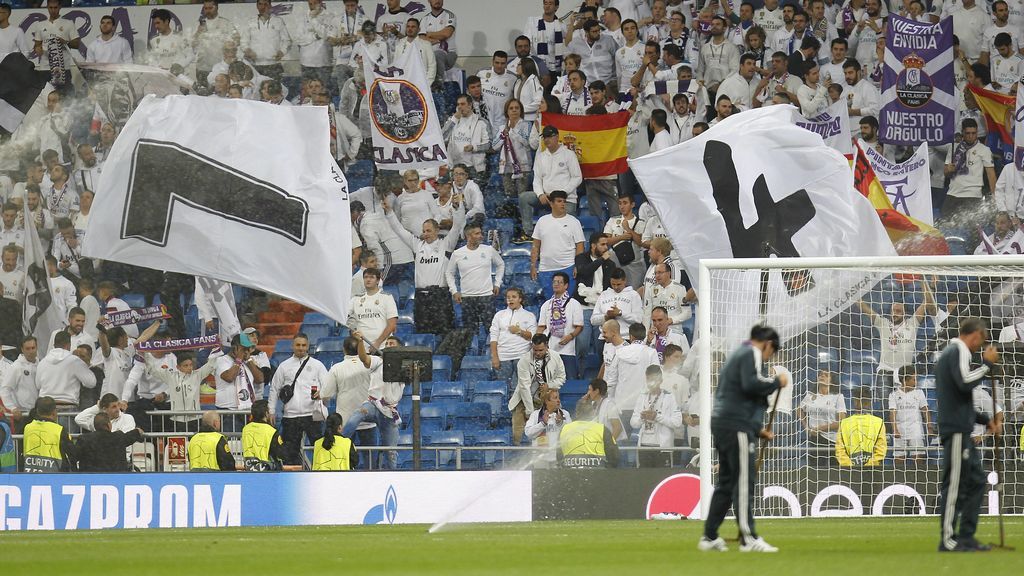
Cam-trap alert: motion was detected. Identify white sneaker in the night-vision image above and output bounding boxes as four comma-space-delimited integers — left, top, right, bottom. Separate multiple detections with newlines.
698, 536, 729, 552
740, 537, 778, 553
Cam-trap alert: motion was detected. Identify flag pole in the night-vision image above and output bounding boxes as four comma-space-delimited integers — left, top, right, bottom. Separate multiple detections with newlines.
990, 364, 1014, 551
757, 242, 778, 471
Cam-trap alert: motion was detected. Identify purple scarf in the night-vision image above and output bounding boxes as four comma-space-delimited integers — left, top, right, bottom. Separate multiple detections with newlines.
548, 293, 569, 337
952, 140, 974, 176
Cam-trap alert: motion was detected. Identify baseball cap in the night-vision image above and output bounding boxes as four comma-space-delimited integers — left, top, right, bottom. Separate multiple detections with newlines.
361, 20, 376, 33
541, 125, 559, 138
435, 174, 452, 185
235, 332, 255, 348
243, 327, 259, 336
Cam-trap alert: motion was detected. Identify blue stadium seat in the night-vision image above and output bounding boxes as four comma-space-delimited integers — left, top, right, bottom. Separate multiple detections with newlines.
399, 279, 416, 303
317, 337, 346, 353
460, 355, 493, 381
300, 324, 331, 345
560, 394, 585, 413
562, 379, 590, 395
303, 312, 332, 326
582, 354, 602, 379
453, 403, 491, 433
383, 285, 403, 308
431, 356, 452, 383
472, 380, 509, 401
404, 333, 437, 351
472, 428, 513, 469
420, 404, 447, 430
502, 244, 532, 259
518, 279, 544, 306
397, 450, 437, 470
561, 356, 579, 380
578, 215, 601, 237
428, 431, 465, 470
504, 259, 532, 281
274, 339, 294, 354
271, 351, 291, 368
316, 351, 345, 369
430, 381, 466, 402
120, 293, 146, 309
395, 323, 415, 340
397, 302, 415, 325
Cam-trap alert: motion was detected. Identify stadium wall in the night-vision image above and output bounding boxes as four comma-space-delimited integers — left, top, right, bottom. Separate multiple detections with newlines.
8, 1, 528, 68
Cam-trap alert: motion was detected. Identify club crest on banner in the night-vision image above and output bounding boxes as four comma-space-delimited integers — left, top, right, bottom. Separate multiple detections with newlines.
895, 53, 931, 108
369, 70, 428, 144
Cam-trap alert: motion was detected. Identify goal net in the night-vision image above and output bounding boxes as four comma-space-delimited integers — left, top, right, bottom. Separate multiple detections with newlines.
697, 255, 1024, 518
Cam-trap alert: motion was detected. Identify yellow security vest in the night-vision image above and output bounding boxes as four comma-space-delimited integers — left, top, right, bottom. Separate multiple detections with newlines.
22, 419, 65, 472
836, 414, 887, 467
189, 431, 227, 471
559, 420, 608, 468
242, 422, 280, 471
312, 435, 353, 471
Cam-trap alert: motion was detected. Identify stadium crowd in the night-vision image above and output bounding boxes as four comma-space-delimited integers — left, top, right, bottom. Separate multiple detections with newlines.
0, 0, 1023, 472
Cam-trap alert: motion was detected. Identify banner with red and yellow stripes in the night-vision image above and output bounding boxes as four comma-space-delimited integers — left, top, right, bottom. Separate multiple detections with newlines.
852, 142, 949, 255
966, 84, 1015, 145
541, 111, 629, 178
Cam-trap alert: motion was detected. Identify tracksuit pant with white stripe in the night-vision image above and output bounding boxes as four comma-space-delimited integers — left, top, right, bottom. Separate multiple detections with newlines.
938, 432, 985, 548
704, 426, 759, 542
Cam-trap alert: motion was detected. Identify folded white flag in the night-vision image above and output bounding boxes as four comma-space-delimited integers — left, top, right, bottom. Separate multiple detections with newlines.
84, 94, 352, 324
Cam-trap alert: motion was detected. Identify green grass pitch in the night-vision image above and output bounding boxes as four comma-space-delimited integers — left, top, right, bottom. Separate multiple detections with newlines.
2, 518, 1020, 575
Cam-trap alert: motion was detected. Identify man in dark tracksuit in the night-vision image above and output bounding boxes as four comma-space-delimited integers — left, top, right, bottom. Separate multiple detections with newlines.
935, 317, 1001, 552
700, 325, 789, 553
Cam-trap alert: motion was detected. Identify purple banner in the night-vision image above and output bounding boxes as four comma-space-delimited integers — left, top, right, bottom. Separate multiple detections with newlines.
103, 304, 170, 327
879, 15, 954, 146
136, 334, 221, 353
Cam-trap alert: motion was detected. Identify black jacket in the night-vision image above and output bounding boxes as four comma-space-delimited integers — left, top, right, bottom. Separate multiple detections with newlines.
711, 344, 781, 436
935, 338, 993, 435
77, 428, 144, 471
573, 252, 615, 305
0, 296, 22, 348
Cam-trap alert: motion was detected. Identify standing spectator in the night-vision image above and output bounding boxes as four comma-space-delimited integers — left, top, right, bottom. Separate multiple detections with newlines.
147, 9, 193, 72
75, 412, 143, 472
72, 145, 101, 198
537, 272, 585, 375
490, 287, 538, 383
322, 335, 379, 467
214, 333, 265, 424
37, 93, 69, 166
560, 70, 592, 115
716, 53, 757, 110
296, 0, 334, 89
74, 393, 136, 434
268, 333, 328, 465
648, 109, 673, 152
340, 335, 403, 469
841, 58, 879, 127
352, 19, 389, 71
443, 95, 490, 181
450, 165, 486, 225
604, 193, 645, 289
47, 306, 93, 356
86, 15, 133, 64
394, 18, 436, 83
607, 322, 660, 409
45, 166, 76, 220
797, 61, 829, 118
37, 330, 96, 410
646, 306, 689, 361
29, 0, 81, 93
987, 33, 1022, 94
386, 192, 464, 335
631, 365, 683, 467
754, 0, 785, 38
527, 0, 567, 77
143, 352, 218, 433
574, 232, 615, 360
525, 388, 571, 466
0, 336, 38, 433
376, 0, 409, 52
347, 268, 398, 350
521, 126, 583, 240
394, 170, 442, 237
949, 0, 988, 63
241, 0, 292, 81
0, 3, 29, 58
481, 51, 518, 140
857, 288, 933, 398
513, 57, 545, 123
0, 204, 24, 258
591, 268, 643, 341
329, 0, 369, 90
96, 321, 159, 400
192, 0, 238, 89
45, 255, 75, 324
0, 243, 22, 304
807, 0, 837, 50
421, 0, 457, 82
698, 16, 741, 95
848, 0, 884, 72
568, 19, 619, 85
446, 222, 504, 332
889, 365, 932, 466
643, 263, 692, 334
798, 370, 847, 467
820, 38, 849, 84
317, 89, 361, 169
511, 333, 567, 444
943, 119, 997, 231
531, 190, 585, 289
615, 19, 644, 98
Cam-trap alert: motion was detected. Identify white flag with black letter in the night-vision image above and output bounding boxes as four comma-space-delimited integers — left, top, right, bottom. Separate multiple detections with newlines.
361, 45, 449, 170
22, 198, 65, 354
629, 105, 896, 344
84, 95, 352, 324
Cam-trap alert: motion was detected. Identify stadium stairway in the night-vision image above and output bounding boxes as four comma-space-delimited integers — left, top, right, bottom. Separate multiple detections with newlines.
254, 300, 309, 357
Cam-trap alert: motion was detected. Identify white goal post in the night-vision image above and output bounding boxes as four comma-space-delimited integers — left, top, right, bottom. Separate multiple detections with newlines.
697, 255, 1024, 518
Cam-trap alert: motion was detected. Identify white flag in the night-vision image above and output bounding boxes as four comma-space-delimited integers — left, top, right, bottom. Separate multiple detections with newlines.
864, 142, 934, 225
22, 200, 65, 354
629, 105, 896, 345
362, 46, 448, 170
794, 100, 853, 157
84, 95, 353, 324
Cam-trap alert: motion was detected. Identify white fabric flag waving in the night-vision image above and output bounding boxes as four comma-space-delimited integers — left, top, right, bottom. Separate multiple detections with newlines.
794, 100, 853, 157
84, 95, 352, 324
629, 105, 896, 345
362, 45, 449, 170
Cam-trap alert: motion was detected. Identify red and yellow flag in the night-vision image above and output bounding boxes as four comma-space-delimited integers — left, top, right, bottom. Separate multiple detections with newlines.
852, 142, 949, 256
541, 111, 629, 178
966, 84, 1015, 145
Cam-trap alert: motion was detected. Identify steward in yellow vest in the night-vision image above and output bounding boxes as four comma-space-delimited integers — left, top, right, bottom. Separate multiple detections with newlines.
558, 419, 620, 468
242, 400, 285, 471
836, 388, 888, 467
313, 413, 357, 471
188, 411, 236, 471
22, 397, 77, 472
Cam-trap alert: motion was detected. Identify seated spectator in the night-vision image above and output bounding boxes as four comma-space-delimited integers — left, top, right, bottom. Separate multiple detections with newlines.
511, 334, 567, 444
490, 287, 538, 383
512, 57, 544, 124
314, 412, 358, 471
531, 190, 585, 290
889, 365, 932, 467
975, 211, 1018, 254
591, 267, 643, 342
630, 365, 683, 467
646, 306, 689, 361
836, 387, 887, 467
797, 61, 828, 118
525, 388, 572, 466
188, 411, 236, 471
76, 412, 143, 472
797, 370, 846, 467
560, 70, 591, 115
607, 322, 660, 410
241, 399, 286, 471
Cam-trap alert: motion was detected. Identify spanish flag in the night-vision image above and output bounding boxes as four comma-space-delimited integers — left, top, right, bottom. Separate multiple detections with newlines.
852, 142, 949, 256
541, 111, 629, 178
966, 84, 1015, 145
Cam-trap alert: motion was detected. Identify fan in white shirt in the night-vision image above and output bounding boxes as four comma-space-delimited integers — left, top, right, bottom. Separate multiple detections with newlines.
85, 16, 133, 64
537, 272, 585, 360
591, 269, 644, 340
97, 321, 160, 400
45, 255, 76, 323
346, 268, 398, 350
489, 288, 538, 376
888, 366, 932, 464
630, 366, 683, 466
649, 109, 674, 152
531, 191, 586, 277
